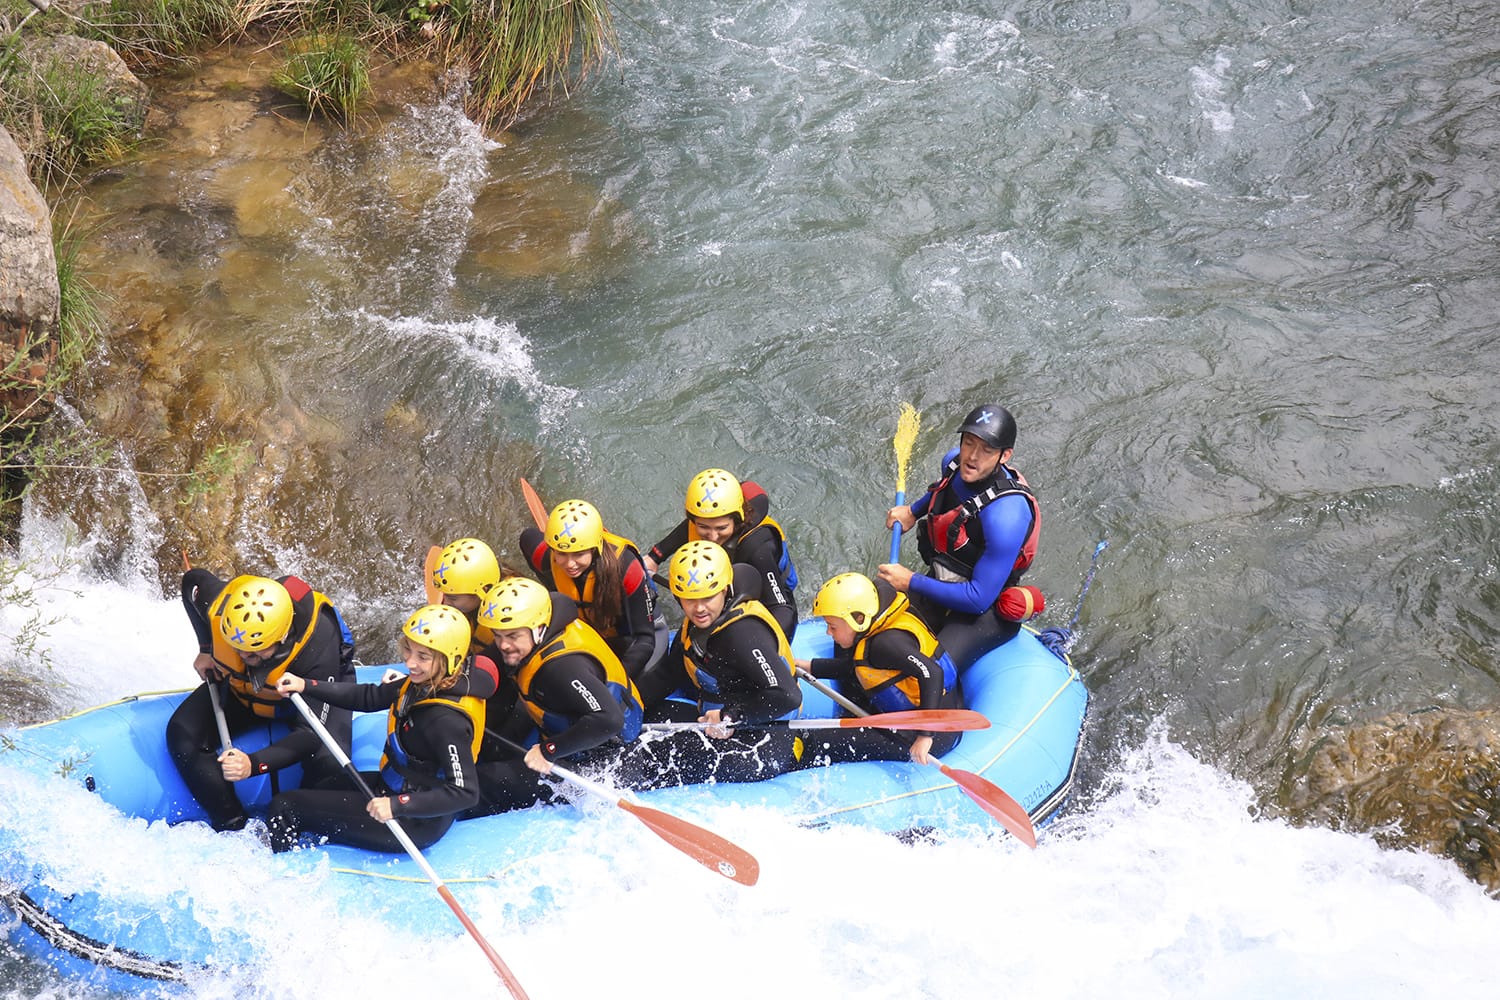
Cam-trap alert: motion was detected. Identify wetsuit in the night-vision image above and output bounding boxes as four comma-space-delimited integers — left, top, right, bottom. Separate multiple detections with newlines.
166, 569, 354, 831
266, 656, 499, 853
648, 485, 799, 639
908, 448, 1037, 668
469, 595, 643, 815
519, 525, 671, 700
615, 570, 804, 788
802, 579, 963, 764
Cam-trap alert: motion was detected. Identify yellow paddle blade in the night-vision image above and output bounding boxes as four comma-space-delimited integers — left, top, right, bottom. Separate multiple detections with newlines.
892, 402, 921, 494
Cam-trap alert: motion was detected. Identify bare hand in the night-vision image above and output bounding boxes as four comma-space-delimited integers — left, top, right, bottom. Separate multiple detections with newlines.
193, 653, 222, 681
886, 505, 916, 532
908, 735, 935, 766
793, 658, 811, 673
275, 674, 306, 696
523, 744, 554, 775
642, 554, 659, 575
701, 709, 735, 740
877, 563, 915, 592
366, 797, 394, 823
218, 748, 252, 782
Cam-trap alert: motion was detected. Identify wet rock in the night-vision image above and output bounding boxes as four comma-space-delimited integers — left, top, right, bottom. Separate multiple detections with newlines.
0, 123, 59, 441
1284, 708, 1500, 892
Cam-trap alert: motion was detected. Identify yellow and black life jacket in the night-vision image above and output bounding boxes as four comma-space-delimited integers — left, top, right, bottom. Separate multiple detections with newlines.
852, 591, 958, 715
678, 598, 795, 708
378, 666, 489, 793
209, 575, 333, 719
546, 531, 645, 641
514, 618, 644, 741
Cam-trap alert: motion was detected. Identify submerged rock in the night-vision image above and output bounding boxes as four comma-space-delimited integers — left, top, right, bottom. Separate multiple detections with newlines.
1284, 708, 1500, 893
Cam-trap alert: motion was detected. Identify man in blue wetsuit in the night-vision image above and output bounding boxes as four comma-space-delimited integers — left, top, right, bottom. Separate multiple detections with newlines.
878, 403, 1041, 670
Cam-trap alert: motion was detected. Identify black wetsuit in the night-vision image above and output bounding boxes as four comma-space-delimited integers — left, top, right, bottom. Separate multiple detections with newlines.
648, 489, 799, 640
615, 577, 804, 788
468, 596, 631, 815
166, 569, 353, 831
266, 659, 497, 853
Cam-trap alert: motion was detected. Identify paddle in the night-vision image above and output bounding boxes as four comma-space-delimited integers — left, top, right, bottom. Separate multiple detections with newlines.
888, 403, 921, 562
641, 707, 990, 734
286, 692, 532, 999
794, 668, 1037, 848
519, 477, 548, 531
485, 730, 759, 886
423, 544, 442, 604
206, 682, 234, 753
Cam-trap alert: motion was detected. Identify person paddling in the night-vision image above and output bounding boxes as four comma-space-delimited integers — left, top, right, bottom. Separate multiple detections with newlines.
878, 403, 1042, 669
167, 571, 356, 832
795, 572, 962, 766
519, 499, 672, 707
266, 605, 498, 853
642, 468, 800, 639
614, 541, 805, 788
464, 576, 645, 815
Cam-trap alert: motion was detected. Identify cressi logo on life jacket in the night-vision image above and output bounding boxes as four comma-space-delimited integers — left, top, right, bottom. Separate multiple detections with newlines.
917, 458, 1040, 597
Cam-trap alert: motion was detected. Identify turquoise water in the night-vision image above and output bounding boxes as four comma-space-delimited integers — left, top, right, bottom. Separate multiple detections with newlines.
5, 0, 1500, 994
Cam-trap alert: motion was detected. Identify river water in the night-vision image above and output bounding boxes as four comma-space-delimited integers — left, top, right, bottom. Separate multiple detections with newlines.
4, 0, 1500, 994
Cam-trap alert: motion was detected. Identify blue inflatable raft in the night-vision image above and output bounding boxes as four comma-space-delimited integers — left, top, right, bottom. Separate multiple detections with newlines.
0, 625, 1087, 990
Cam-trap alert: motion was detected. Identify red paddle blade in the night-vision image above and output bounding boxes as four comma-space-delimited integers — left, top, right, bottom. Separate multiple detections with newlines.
520, 477, 548, 530
423, 545, 442, 604
937, 762, 1037, 848
618, 799, 761, 886
437, 885, 532, 998
833, 709, 991, 733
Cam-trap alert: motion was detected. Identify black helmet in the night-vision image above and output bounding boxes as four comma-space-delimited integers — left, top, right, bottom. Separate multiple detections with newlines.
956, 404, 1016, 451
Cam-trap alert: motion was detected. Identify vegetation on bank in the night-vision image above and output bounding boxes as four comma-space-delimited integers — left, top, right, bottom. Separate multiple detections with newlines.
0, 0, 616, 184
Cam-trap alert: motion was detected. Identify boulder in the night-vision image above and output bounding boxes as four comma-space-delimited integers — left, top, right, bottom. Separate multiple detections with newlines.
0, 121, 59, 357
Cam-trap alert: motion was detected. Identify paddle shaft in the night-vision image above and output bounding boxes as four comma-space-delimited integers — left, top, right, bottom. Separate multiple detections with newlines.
287, 693, 531, 998
641, 707, 988, 734
483, 729, 760, 885
206, 681, 233, 753
888, 488, 907, 563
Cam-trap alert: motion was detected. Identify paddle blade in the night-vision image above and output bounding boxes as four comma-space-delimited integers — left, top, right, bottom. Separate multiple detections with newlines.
833, 708, 991, 733
437, 885, 533, 998
892, 402, 921, 494
937, 762, 1037, 849
617, 799, 761, 886
423, 545, 442, 604
520, 477, 548, 530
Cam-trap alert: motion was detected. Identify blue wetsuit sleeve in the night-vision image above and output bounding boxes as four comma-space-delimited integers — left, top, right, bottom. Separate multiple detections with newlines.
908, 492, 1031, 614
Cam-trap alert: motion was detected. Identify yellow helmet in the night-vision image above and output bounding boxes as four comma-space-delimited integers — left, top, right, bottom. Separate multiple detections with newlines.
812, 573, 880, 633
218, 575, 294, 652
402, 604, 472, 676
431, 538, 500, 597
546, 499, 604, 553
685, 468, 744, 520
478, 576, 552, 634
668, 541, 733, 600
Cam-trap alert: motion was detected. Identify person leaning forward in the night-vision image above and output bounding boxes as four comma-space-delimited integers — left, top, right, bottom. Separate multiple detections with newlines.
166, 570, 356, 831
878, 403, 1042, 670
614, 541, 805, 789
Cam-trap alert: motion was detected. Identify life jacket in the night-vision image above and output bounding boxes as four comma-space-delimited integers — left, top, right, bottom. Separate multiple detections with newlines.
688, 481, 800, 591
537, 530, 647, 642
378, 657, 493, 793
678, 597, 795, 713
852, 590, 959, 715
513, 618, 645, 742
209, 575, 351, 719
916, 458, 1040, 596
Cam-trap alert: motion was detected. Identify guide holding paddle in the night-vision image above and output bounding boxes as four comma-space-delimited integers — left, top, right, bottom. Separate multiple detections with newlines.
166, 570, 356, 832
879, 403, 1043, 669
266, 604, 498, 853
794, 572, 963, 766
